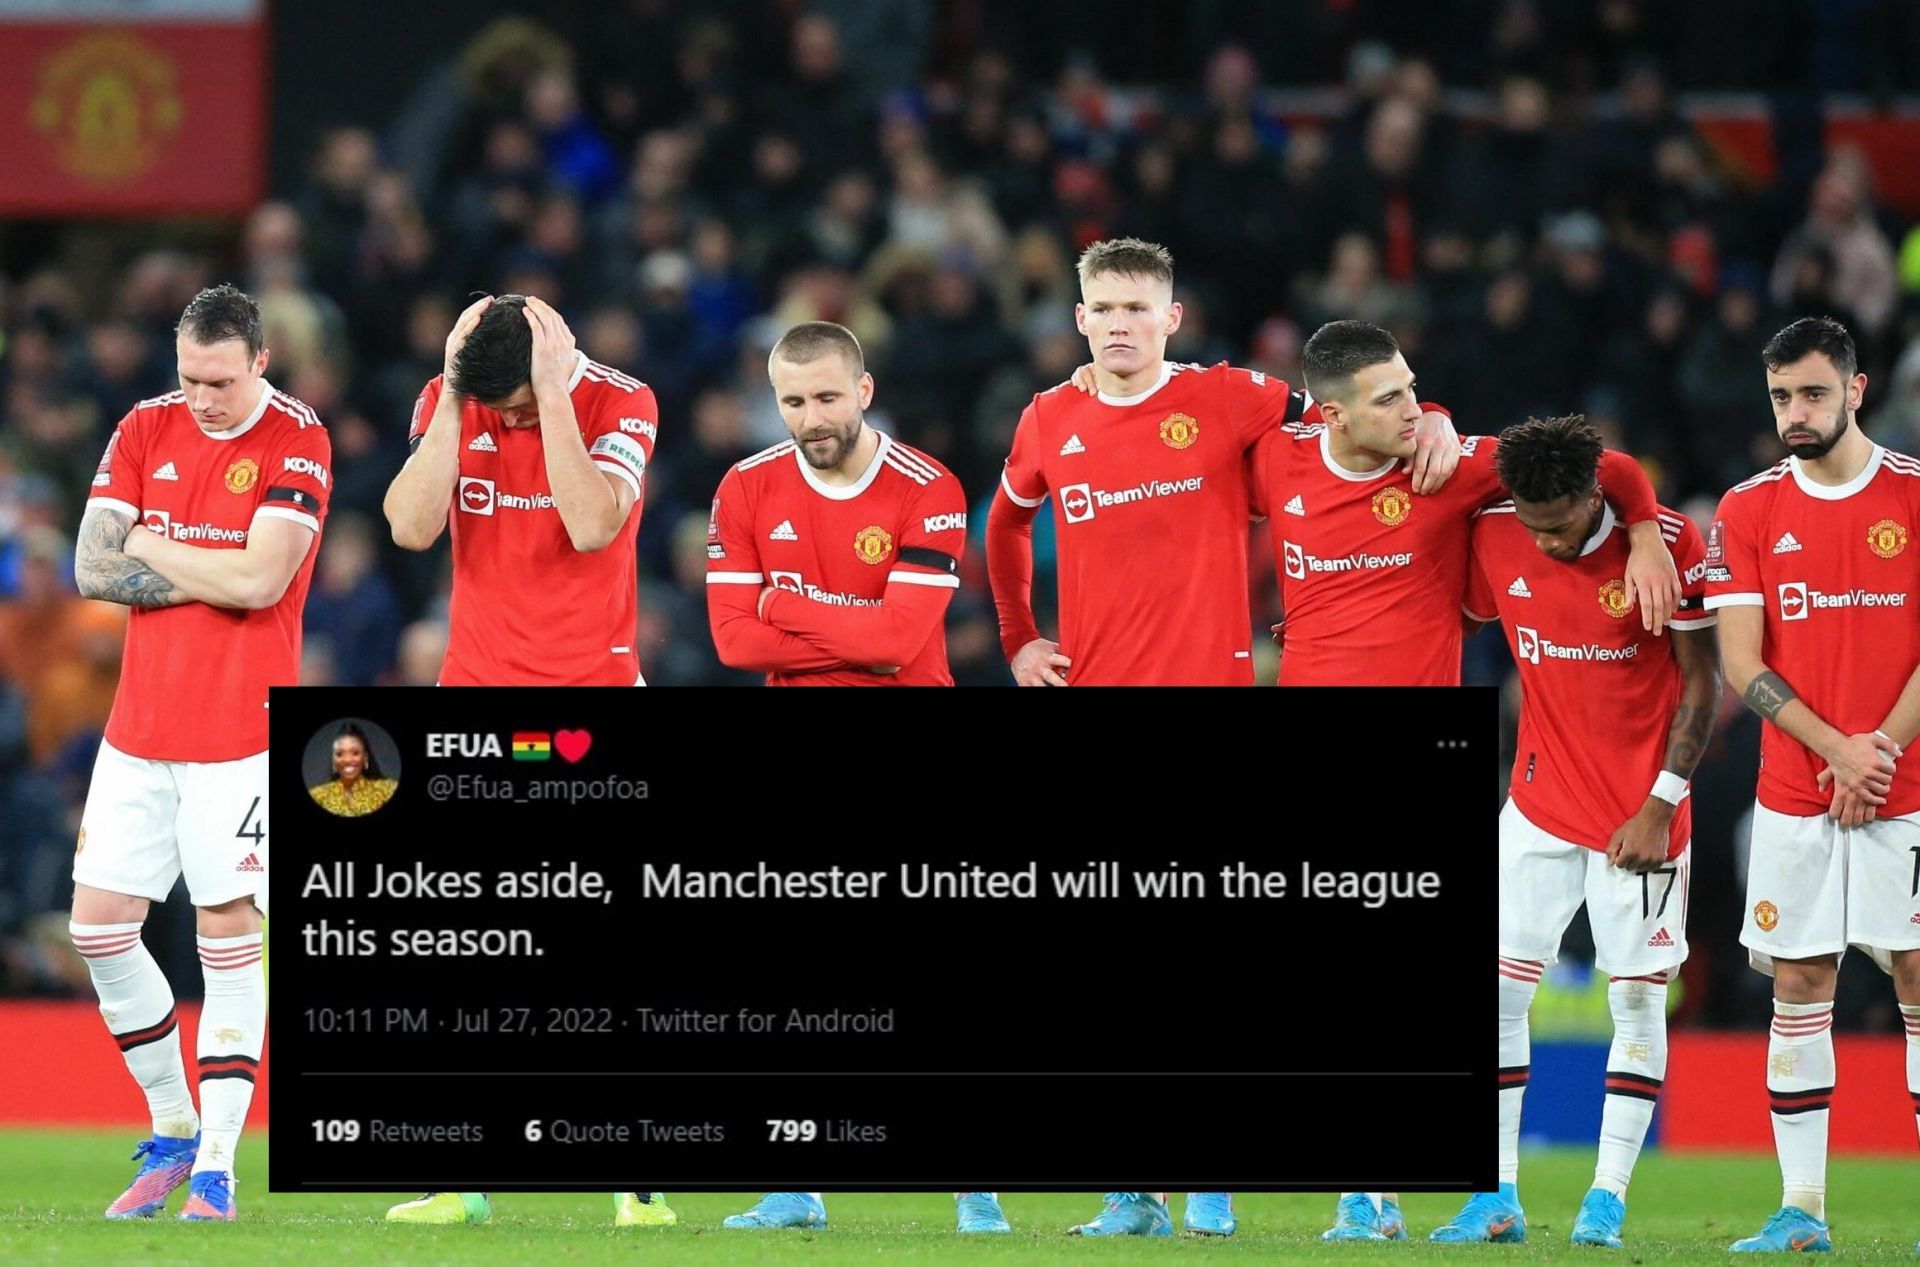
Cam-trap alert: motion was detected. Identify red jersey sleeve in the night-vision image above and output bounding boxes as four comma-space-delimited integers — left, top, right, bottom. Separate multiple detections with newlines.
765, 470, 966, 667
260, 417, 332, 534
1702, 491, 1762, 611
1001, 398, 1049, 505
704, 468, 847, 675
1220, 365, 1314, 453
87, 408, 147, 520
1453, 433, 1509, 508
407, 376, 444, 452
583, 387, 657, 500
1463, 517, 1501, 622
990, 399, 1047, 658
1245, 431, 1275, 520
1669, 516, 1714, 630
1596, 449, 1658, 524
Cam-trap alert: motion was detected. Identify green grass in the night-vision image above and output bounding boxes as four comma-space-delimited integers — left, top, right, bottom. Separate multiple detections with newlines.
0, 1131, 1915, 1264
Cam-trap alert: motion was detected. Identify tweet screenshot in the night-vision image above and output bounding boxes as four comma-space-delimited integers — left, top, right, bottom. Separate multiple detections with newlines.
271, 688, 1495, 1192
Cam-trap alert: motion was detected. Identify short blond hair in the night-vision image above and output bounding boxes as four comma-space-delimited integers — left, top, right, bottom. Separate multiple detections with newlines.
1076, 237, 1175, 289
768, 321, 865, 380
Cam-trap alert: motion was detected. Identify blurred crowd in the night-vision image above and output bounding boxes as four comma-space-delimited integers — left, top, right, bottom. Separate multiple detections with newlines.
5, 0, 1920, 1022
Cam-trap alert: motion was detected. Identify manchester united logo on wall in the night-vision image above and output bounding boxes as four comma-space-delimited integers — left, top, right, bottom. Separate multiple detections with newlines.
30, 32, 183, 185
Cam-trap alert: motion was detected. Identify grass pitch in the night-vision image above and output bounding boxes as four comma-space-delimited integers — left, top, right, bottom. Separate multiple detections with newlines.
1, 1131, 1915, 1263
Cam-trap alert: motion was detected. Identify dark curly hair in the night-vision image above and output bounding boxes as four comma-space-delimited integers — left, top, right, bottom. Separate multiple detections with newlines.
1494, 414, 1604, 504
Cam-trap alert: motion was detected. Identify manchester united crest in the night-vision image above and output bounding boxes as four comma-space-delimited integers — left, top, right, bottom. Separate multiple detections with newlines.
1867, 518, 1909, 559
853, 525, 893, 565
1371, 486, 1411, 526
1754, 900, 1779, 933
224, 457, 260, 494
30, 32, 184, 186
1159, 413, 1199, 450
1598, 578, 1632, 619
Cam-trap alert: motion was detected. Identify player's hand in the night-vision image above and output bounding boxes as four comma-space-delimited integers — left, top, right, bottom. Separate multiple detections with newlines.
443, 295, 493, 380
1270, 620, 1285, 648
1819, 731, 1899, 803
1817, 770, 1879, 827
523, 296, 578, 398
122, 524, 156, 560
1622, 524, 1680, 635
1011, 637, 1070, 686
1606, 800, 1672, 873
1403, 410, 1460, 495
866, 665, 902, 676
1820, 733, 1896, 810
758, 586, 777, 621
1069, 363, 1097, 394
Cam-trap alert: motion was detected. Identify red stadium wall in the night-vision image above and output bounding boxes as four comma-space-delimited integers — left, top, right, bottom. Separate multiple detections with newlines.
0, 5, 268, 217
0, 1001, 268, 1126
1663, 1032, 1913, 1155
1, 1001, 1907, 1152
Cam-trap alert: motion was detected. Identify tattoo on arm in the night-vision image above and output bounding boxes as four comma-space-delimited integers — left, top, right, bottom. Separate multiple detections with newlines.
1742, 669, 1796, 723
1664, 697, 1712, 777
1664, 633, 1723, 777
75, 509, 188, 608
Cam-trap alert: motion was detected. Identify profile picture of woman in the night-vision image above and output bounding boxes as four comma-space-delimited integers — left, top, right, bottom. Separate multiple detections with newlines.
307, 720, 400, 817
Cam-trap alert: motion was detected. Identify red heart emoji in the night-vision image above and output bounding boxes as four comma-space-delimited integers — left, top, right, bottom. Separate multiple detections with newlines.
554, 729, 593, 763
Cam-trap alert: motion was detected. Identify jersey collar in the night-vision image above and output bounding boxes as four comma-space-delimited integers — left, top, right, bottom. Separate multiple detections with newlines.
1577, 503, 1618, 558
795, 429, 890, 500
567, 350, 590, 392
1318, 426, 1398, 481
1095, 361, 1174, 407
203, 378, 274, 442
1789, 444, 1883, 500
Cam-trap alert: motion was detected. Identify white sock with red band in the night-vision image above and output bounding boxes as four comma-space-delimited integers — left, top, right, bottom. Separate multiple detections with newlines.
1594, 972, 1668, 1197
71, 921, 198, 1139
194, 933, 265, 1176
1767, 1000, 1834, 1219
1498, 958, 1542, 1187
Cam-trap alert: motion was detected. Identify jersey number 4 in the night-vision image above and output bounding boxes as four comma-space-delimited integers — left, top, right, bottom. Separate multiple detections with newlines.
236, 796, 266, 845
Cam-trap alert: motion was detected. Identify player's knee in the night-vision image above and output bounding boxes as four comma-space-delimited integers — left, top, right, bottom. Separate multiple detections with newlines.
196, 894, 264, 939
1771, 955, 1840, 1003
1889, 947, 1920, 998
70, 884, 148, 928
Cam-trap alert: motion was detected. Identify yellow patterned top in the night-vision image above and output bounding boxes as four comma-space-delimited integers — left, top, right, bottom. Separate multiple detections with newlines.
308, 778, 398, 817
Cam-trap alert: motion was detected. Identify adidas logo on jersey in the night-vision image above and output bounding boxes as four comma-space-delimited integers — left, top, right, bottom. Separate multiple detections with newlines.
769, 520, 799, 541
235, 853, 264, 874
1059, 434, 1086, 456
1283, 494, 1305, 517
1508, 577, 1532, 598
469, 432, 498, 452
152, 461, 179, 481
1772, 532, 1802, 554
1647, 926, 1675, 948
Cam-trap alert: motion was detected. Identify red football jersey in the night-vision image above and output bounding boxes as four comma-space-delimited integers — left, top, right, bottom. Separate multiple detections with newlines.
707, 433, 965, 686
997, 361, 1308, 685
1703, 447, 1920, 817
408, 353, 655, 685
1467, 503, 1711, 857
88, 384, 330, 761
1258, 434, 1660, 686
1259, 428, 1503, 685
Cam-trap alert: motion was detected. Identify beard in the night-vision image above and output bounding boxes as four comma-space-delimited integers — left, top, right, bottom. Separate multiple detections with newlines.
796, 412, 864, 470
1783, 406, 1850, 460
